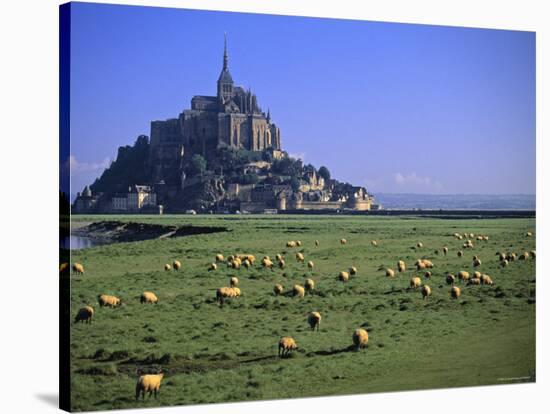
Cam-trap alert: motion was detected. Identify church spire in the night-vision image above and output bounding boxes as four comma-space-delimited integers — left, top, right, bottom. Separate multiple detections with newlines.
223, 32, 228, 71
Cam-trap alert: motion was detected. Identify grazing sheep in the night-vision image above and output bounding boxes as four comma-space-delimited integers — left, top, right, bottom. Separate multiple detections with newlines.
497, 252, 507, 261
519, 252, 529, 261
349, 266, 358, 276
453, 233, 460, 238
457, 250, 464, 257
410, 277, 422, 289
352, 328, 369, 350
446, 273, 456, 285
305, 278, 315, 291
473, 258, 482, 267
59, 262, 69, 273
216, 287, 233, 305
451, 286, 461, 299
230, 276, 239, 287
526, 231, 533, 237
278, 259, 285, 269
416, 242, 423, 248
278, 337, 297, 357
135, 372, 164, 400
339, 271, 350, 282
483, 236, 489, 241
262, 258, 274, 269
469, 233, 475, 239
275, 253, 283, 262
140, 291, 158, 304
173, 260, 181, 271
500, 259, 509, 267
296, 240, 302, 247
242, 259, 251, 269
208, 263, 218, 271
477, 235, 484, 241
307, 260, 314, 270
307, 311, 321, 331
286, 241, 297, 248
296, 252, 305, 263
98, 294, 121, 308
424, 271, 432, 279
506, 252, 517, 261
74, 306, 94, 323
530, 250, 536, 258
215, 254, 224, 262
72, 263, 85, 275
164, 264, 171, 272
468, 277, 481, 285
481, 274, 493, 285
416, 261, 426, 271
371, 240, 378, 247
293, 285, 305, 298
421, 285, 432, 300
232, 287, 241, 297
473, 271, 482, 279
458, 271, 470, 282
273, 284, 284, 296
340, 238, 347, 245
315, 240, 320, 246
397, 260, 406, 273
443, 247, 449, 255
385, 268, 395, 278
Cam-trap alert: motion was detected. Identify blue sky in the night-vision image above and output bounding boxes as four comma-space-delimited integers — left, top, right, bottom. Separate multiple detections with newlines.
68, 2, 536, 195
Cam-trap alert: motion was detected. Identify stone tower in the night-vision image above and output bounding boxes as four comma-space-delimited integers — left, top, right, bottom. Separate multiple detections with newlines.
217, 33, 234, 104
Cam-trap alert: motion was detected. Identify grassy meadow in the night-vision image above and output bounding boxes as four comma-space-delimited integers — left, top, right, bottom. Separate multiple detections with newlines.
68, 215, 536, 411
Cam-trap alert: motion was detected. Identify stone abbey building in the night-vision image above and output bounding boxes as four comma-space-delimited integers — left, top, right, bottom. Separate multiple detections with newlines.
149, 35, 281, 183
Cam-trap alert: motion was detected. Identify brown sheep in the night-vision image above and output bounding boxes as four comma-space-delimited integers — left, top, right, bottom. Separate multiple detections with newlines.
230, 276, 239, 287
500, 259, 509, 267
457, 271, 470, 282
135, 372, 164, 400
457, 250, 464, 257
60, 262, 69, 273
140, 291, 158, 304
468, 277, 481, 285
215, 254, 224, 262
307, 260, 315, 270
173, 260, 181, 271
74, 306, 94, 323
275, 253, 283, 262
349, 266, 358, 276
307, 311, 321, 331
296, 240, 302, 247
216, 287, 233, 305
451, 286, 461, 299
371, 240, 378, 247
424, 271, 432, 279
72, 263, 85, 275
421, 285, 432, 300
293, 285, 305, 298
416, 242, 423, 248
208, 263, 218, 271
339, 271, 350, 282
262, 258, 274, 269
340, 238, 347, 245
481, 274, 493, 285
164, 264, 171, 271
526, 231, 533, 237
273, 284, 284, 296
398, 260, 406, 273
304, 278, 315, 292
278, 259, 285, 269
446, 273, 456, 285
296, 252, 305, 263
530, 250, 536, 258
473, 271, 482, 279
519, 252, 529, 261
98, 294, 120, 308
386, 268, 395, 278
315, 240, 320, 246
278, 337, 297, 357
286, 241, 296, 248
443, 247, 449, 255
473, 258, 482, 267
352, 328, 369, 350
410, 277, 422, 289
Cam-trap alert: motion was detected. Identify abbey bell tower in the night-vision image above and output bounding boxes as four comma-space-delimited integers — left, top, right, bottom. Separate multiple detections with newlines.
217, 33, 234, 103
